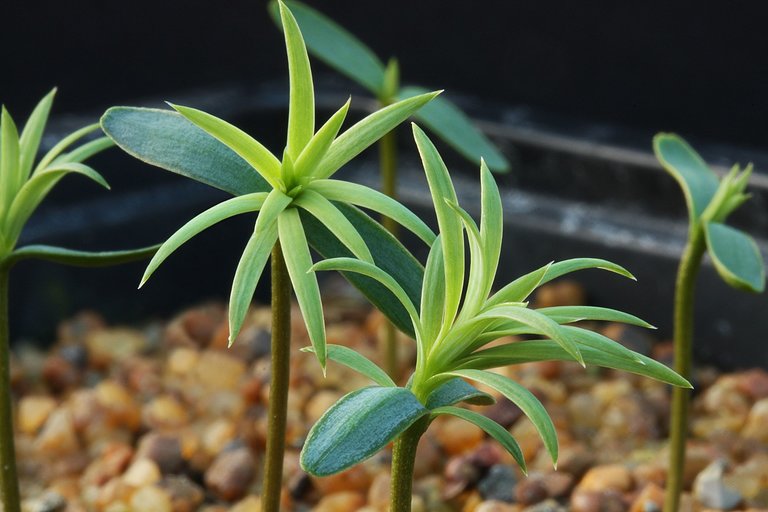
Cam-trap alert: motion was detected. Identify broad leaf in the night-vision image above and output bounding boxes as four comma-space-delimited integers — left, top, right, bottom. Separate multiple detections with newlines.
279, 208, 326, 367
269, 0, 386, 95
314, 91, 440, 179
303, 344, 395, 387
301, 386, 428, 476
653, 133, 719, 224
431, 406, 525, 471
228, 220, 278, 345
705, 221, 765, 293
400, 86, 509, 173
100, 107, 269, 196
425, 377, 495, 409
445, 369, 558, 465
140, 193, 268, 287
294, 100, 350, 177
279, 1, 315, 159
5, 244, 159, 269
19, 88, 56, 178
307, 179, 435, 244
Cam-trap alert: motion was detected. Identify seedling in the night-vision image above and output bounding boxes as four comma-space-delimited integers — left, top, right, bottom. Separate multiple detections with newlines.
301, 126, 692, 512
100, 3, 438, 510
269, 0, 511, 377
0, 90, 157, 512
654, 134, 765, 512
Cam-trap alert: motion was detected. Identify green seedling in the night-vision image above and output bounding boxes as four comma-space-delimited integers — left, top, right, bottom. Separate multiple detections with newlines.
654, 133, 765, 512
268, 0, 511, 377
0, 90, 158, 512
100, 3, 438, 510
300, 125, 692, 512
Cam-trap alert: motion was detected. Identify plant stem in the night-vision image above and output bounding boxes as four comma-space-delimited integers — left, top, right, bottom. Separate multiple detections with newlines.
390, 416, 429, 512
0, 267, 21, 512
379, 129, 400, 380
664, 228, 706, 512
262, 242, 291, 512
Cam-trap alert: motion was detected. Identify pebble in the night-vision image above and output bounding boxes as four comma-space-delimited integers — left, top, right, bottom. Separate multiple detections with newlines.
576, 464, 633, 493
734, 368, 768, 400
202, 419, 238, 456
86, 328, 147, 368
478, 464, 517, 503
195, 350, 246, 391
742, 398, 768, 442
312, 464, 371, 495
35, 408, 80, 456
18, 396, 57, 434
476, 501, 520, 512
570, 490, 626, 512
164, 304, 225, 348
80, 443, 133, 486
367, 471, 391, 511
522, 498, 566, 512
204, 447, 256, 501
159, 475, 205, 512
629, 482, 665, 512
95, 380, 141, 431
130, 485, 173, 512
41, 355, 80, 392
229, 495, 263, 512
305, 389, 343, 424
484, 397, 523, 428
443, 455, 481, 498
136, 433, 184, 474
122, 458, 161, 487
542, 472, 573, 499
693, 459, 742, 510
434, 416, 485, 455
515, 473, 548, 505
313, 491, 366, 512
142, 395, 189, 430
533, 281, 586, 308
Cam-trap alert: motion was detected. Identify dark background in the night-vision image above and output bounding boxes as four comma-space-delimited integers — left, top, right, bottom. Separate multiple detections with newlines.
2, 1, 767, 149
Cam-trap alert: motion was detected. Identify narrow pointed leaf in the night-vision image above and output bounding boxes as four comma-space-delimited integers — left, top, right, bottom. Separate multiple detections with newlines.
653, 133, 719, 223
1, 107, 21, 216
228, 220, 278, 345
269, 0, 386, 95
425, 378, 495, 409
420, 238, 446, 347
19, 88, 56, 177
542, 258, 635, 285
399, 86, 509, 172
431, 406, 525, 471
170, 103, 283, 189
140, 193, 268, 286
462, 340, 692, 388
35, 123, 101, 173
538, 306, 655, 329
101, 107, 269, 195
314, 91, 440, 179
307, 179, 435, 244
55, 137, 114, 165
445, 369, 558, 465
301, 386, 428, 476
294, 99, 349, 177
480, 160, 503, 288
302, 344, 395, 387
705, 221, 765, 293
561, 325, 645, 364
6, 244, 159, 269
448, 200, 486, 319
487, 263, 551, 307
254, 188, 292, 236
279, 208, 326, 367
413, 124, 464, 329
279, 0, 315, 158
294, 191, 372, 262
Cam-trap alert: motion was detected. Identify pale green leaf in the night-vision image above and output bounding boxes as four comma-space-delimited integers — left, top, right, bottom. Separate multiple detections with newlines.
653, 133, 719, 224
431, 406, 525, 471
34, 123, 101, 173
279, 208, 326, 367
18, 88, 56, 178
480, 160, 503, 292
420, 237, 445, 348
55, 137, 114, 165
705, 221, 765, 293
399, 86, 509, 172
487, 263, 551, 307
445, 369, 558, 465
413, 124, 464, 330
306, 179, 435, 244
1, 107, 21, 218
254, 188, 292, 236
228, 220, 278, 345
542, 258, 635, 285
269, 0, 386, 95
279, 0, 315, 159
448, 200, 486, 320
302, 344, 395, 387
6, 244, 159, 269
537, 306, 655, 329
424, 378, 495, 409
294, 99, 350, 177
170, 103, 283, 189
140, 193, 268, 287
314, 91, 440, 179
301, 386, 428, 476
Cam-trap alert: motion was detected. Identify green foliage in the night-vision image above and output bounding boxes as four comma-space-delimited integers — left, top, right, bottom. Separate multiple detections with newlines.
0, 90, 157, 268
654, 133, 765, 293
268, 0, 510, 173
102, 2, 439, 368
300, 126, 691, 478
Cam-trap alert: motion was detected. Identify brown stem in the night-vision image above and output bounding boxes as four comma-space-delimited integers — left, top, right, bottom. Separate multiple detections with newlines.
0, 267, 21, 512
262, 242, 291, 512
379, 128, 400, 380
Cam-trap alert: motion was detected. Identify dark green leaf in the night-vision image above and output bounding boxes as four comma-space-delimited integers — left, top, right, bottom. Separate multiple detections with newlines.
301, 386, 428, 476
425, 378, 495, 409
705, 221, 765, 293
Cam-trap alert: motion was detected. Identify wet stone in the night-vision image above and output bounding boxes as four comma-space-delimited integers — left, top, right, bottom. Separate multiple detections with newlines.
478, 464, 517, 503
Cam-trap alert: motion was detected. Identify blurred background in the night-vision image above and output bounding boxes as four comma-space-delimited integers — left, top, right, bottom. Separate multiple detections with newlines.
1, 0, 767, 367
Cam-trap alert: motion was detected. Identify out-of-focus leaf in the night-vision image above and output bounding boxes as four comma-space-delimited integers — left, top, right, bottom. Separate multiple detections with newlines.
705, 221, 765, 293
303, 344, 395, 387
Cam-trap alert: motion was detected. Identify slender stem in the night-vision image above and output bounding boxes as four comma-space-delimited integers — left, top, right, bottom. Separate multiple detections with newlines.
664, 228, 706, 512
379, 128, 400, 380
390, 416, 429, 512
262, 242, 291, 512
0, 267, 21, 512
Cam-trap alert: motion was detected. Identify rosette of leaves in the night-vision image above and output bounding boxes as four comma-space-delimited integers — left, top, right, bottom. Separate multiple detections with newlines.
100, 3, 438, 510
301, 125, 691, 512
654, 133, 765, 512
0, 90, 158, 512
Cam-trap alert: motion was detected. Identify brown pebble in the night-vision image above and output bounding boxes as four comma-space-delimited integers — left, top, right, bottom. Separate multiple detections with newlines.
735, 368, 768, 400
312, 464, 372, 495
516, 474, 548, 505
35, 408, 80, 456
143, 395, 189, 430
305, 389, 343, 424
86, 328, 147, 368
367, 471, 391, 511
95, 380, 141, 431
577, 464, 633, 493
80, 442, 133, 486
313, 491, 366, 512
18, 396, 57, 435
533, 281, 585, 308
136, 432, 184, 474
159, 475, 206, 512
131, 485, 173, 512
476, 501, 520, 512
230, 495, 262, 512
742, 398, 768, 442
123, 458, 161, 487
164, 304, 225, 348
435, 416, 485, 455
204, 447, 256, 501
571, 490, 625, 512
543, 472, 574, 498
42, 355, 80, 393
629, 483, 665, 512
195, 350, 246, 391
484, 397, 523, 428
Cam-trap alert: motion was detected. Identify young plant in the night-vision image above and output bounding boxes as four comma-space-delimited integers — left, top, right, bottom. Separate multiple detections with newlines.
0, 90, 157, 512
268, 0, 511, 377
301, 125, 692, 512
100, 3, 438, 510
654, 134, 765, 512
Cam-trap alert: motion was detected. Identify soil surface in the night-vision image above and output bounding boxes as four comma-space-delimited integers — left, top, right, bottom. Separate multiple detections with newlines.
8, 276, 768, 511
